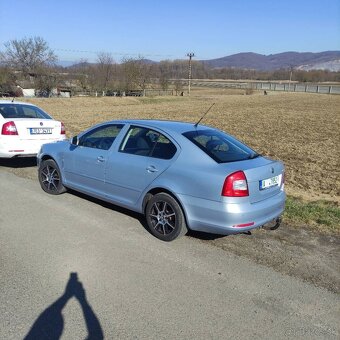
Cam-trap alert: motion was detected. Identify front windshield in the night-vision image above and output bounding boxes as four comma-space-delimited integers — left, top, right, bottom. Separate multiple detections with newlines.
183, 129, 259, 163
0, 104, 52, 119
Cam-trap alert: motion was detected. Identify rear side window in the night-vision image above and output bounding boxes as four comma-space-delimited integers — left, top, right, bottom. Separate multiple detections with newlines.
0, 104, 52, 119
120, 126, 177, 159
183, 129, 258, 163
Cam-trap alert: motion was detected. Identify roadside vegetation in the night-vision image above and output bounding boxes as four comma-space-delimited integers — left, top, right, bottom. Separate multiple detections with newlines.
285, 197, 339, 234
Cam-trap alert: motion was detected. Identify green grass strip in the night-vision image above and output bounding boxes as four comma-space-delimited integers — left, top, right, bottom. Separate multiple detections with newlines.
284, 196, 340, 234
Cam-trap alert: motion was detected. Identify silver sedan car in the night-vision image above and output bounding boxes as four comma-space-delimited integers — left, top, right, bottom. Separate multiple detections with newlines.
37, 120, 286, 241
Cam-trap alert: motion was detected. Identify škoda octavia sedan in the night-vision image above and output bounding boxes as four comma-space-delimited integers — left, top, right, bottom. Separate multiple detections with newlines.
37, 119, 285, 241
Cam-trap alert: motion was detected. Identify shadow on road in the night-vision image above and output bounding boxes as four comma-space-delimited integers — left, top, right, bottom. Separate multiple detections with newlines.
24, 272, 103, 340
68, 189, 232, 241
0, 157, 37, 168
187, 230, 228, 240
68, 188, 150, 229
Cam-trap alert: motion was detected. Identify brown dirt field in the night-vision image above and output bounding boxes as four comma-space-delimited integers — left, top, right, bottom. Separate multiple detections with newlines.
17, 91, 340, 202
1, 91, 339, 293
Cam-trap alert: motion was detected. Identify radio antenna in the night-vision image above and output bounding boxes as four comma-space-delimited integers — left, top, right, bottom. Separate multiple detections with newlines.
194, 103, 215, 127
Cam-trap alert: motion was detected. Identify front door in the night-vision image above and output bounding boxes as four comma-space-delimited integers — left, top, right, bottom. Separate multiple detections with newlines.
63, 124, 124, 197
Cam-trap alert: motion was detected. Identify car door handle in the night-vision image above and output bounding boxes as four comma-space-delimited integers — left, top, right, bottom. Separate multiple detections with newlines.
97, 156, 105, 162
146, 165, 158, 173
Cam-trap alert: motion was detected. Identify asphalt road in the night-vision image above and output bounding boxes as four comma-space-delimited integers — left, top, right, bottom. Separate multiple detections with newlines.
0, 170, 339, 339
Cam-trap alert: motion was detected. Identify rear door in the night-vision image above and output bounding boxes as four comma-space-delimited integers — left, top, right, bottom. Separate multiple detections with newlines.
104, 125, 178, 207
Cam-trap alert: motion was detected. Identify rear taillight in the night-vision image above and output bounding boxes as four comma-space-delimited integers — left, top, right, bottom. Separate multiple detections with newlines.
222, 171, 249, 197
61, 122, 66, 135
2, 121, 18, 135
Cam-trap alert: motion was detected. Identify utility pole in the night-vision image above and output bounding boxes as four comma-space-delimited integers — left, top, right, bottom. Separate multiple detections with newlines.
288, 66, 293, 92
187, 52, 195, 95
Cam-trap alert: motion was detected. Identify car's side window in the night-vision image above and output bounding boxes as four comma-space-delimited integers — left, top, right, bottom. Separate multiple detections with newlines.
79, 124, 124, 150
119, 126, 177, 159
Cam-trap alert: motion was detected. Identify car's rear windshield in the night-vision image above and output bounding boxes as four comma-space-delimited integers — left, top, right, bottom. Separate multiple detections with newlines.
183, 129, 259, 163
0, 104, 52, 119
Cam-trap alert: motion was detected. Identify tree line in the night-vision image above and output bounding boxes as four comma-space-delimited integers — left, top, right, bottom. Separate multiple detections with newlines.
1, 37, 339, 96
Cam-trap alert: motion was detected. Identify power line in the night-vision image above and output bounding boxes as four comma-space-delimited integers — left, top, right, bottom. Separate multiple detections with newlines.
53, 48, 173, 58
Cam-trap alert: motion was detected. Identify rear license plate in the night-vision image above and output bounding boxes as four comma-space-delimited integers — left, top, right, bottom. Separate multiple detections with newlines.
259, 175, 280, 190
29, 128, 52, 135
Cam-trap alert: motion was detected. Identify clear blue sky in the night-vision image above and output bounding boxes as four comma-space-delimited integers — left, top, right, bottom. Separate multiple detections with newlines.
0, 0, 339, 62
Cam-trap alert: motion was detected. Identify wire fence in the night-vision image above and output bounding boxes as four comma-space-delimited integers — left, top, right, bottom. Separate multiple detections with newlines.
71, 89, 175, 97
3, 82, 339, 99
190, 80, 340, 95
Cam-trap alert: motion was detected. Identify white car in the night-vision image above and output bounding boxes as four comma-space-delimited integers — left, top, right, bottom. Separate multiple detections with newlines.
0, 100, 66, 158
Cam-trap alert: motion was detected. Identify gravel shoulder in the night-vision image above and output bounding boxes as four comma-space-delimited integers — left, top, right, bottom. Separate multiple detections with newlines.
192, 224, 339, 294
1, 158, 339, 294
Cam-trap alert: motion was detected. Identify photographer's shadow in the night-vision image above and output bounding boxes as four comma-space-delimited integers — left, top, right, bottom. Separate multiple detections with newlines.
24, 273, 103, 340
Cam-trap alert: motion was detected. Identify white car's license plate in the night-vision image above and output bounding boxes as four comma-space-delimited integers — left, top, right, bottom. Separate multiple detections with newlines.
259, 175, 280, 190
30, 128, 53, 135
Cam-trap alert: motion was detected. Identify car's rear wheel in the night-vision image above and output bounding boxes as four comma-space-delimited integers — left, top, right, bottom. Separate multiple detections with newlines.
39, 159, 66, 195
145, 193, 187, 241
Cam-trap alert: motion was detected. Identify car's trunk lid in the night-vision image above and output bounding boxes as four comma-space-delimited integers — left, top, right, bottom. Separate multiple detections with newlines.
244, 159, 284, 204
7, 118, 62, 140
220, 156, 284, 204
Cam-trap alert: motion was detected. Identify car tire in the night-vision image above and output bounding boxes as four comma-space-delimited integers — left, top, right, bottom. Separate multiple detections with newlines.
145, 193, 187, 241
38, 159, 66, 195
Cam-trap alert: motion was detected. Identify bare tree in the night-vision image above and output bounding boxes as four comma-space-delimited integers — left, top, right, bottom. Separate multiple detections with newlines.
174, 79, 183, 95
159, 61, 171, 90
1, 36, 57, 76
0, 65, 17, 96
96, 52, 116, 94
121, 56, 151, 92
72, 58, 91, 91
34, 68, 58, 97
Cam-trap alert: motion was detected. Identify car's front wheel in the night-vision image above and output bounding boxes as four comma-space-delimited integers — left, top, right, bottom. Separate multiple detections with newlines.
145, 193, 187, 241
38, 159, 66, 195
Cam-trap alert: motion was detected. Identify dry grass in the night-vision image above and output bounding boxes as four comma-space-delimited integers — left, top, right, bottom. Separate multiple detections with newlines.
18, 90, 340, 203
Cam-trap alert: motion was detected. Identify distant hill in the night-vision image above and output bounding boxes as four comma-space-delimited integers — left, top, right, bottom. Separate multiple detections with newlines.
58, 51, 340, 71
201, 51, 340, 71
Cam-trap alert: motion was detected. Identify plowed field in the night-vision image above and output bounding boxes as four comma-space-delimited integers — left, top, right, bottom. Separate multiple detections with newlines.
18, 91, 340, 202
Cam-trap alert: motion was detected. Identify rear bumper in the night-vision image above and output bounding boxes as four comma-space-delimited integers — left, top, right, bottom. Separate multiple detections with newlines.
178, 190, 286, 235
0, 137, 66, 158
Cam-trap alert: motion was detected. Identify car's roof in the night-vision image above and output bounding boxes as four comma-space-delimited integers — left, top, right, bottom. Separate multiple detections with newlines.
107, 119, 214, 134
0, 100, 36, 106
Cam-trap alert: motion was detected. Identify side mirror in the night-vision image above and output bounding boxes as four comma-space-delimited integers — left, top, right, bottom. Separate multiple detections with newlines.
71, 136, 79, 146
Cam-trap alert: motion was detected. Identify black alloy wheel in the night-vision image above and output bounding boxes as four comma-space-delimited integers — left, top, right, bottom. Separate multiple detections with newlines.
39, 159, 66, 195
145, 193, 187, 241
